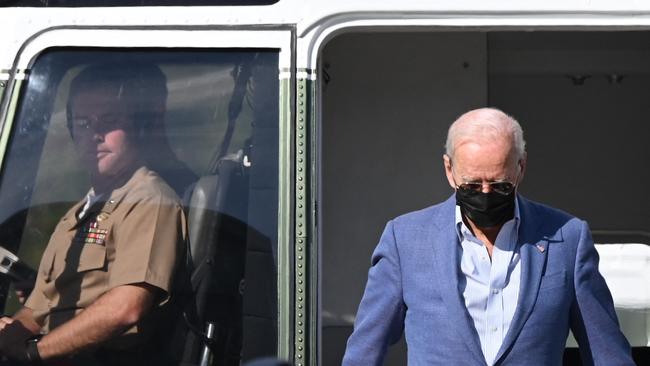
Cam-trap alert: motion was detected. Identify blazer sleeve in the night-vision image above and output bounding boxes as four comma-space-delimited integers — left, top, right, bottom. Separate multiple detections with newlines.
342, 220, 406, 366
569, 220, 635, 366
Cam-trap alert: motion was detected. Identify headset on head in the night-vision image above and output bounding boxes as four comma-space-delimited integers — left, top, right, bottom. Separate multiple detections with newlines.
65, 62, 168, 142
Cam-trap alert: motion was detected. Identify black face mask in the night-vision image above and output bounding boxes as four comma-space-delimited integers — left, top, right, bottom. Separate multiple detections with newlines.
455, 189, 516, 228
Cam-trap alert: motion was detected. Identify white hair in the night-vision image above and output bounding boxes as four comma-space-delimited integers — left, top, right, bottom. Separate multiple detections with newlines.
445, 107, 526, 161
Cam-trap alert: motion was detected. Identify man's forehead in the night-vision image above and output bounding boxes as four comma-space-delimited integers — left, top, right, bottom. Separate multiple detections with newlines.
451, 140, 518, 175
453, 138, 513, 159
71, 85, 128, 110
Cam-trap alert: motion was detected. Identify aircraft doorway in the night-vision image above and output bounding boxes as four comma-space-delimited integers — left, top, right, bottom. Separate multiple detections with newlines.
320, 30, 650, 365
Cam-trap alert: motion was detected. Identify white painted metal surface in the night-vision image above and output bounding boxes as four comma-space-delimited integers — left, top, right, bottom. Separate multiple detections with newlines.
4, 1, 650, 73
566, 244, 650, 347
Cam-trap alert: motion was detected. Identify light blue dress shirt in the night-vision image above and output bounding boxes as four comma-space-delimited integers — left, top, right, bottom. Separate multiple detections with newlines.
455, 200, 521, 366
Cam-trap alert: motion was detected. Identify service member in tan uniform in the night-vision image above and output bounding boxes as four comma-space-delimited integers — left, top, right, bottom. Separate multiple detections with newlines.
0, 63, 188, 365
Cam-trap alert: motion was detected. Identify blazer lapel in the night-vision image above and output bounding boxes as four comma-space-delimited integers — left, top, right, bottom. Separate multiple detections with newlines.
430, 196, 487, 366
494, 196, 557, 363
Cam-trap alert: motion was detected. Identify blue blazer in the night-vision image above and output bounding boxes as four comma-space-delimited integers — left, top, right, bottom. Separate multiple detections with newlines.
342, 195, 634, 366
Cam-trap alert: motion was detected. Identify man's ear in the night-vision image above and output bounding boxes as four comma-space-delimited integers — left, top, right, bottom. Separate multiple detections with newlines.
517, 152, 527, 183
443, 154, 456, 189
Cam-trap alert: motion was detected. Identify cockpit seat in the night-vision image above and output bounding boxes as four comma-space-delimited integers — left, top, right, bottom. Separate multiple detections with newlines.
180, 155, 276, 365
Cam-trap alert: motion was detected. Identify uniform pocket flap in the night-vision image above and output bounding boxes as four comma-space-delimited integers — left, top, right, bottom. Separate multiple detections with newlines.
77, 244, 107, 272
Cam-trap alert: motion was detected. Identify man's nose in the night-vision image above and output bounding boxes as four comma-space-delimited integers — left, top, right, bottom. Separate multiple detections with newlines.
481, 182, 492, 193
91, 129, 105, 142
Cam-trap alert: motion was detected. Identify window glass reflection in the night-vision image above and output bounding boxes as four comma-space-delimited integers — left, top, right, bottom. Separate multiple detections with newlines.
0, 49, 279, 365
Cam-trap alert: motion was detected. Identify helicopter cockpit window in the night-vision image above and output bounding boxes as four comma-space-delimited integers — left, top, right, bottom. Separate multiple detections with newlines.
0, 49, 279, 364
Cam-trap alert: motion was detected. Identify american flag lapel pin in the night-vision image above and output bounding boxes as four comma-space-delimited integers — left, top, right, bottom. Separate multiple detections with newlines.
536, 244, 545, 253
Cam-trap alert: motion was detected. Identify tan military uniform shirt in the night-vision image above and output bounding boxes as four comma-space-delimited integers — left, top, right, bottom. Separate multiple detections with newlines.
25, 166, 187, 343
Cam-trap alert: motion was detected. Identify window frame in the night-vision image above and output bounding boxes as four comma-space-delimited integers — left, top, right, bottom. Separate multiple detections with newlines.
0, 26, 295, 362
304, 21, 650, 365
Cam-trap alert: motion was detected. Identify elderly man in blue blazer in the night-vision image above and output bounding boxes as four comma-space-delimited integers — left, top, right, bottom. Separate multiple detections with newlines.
342, 108, 634, 366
